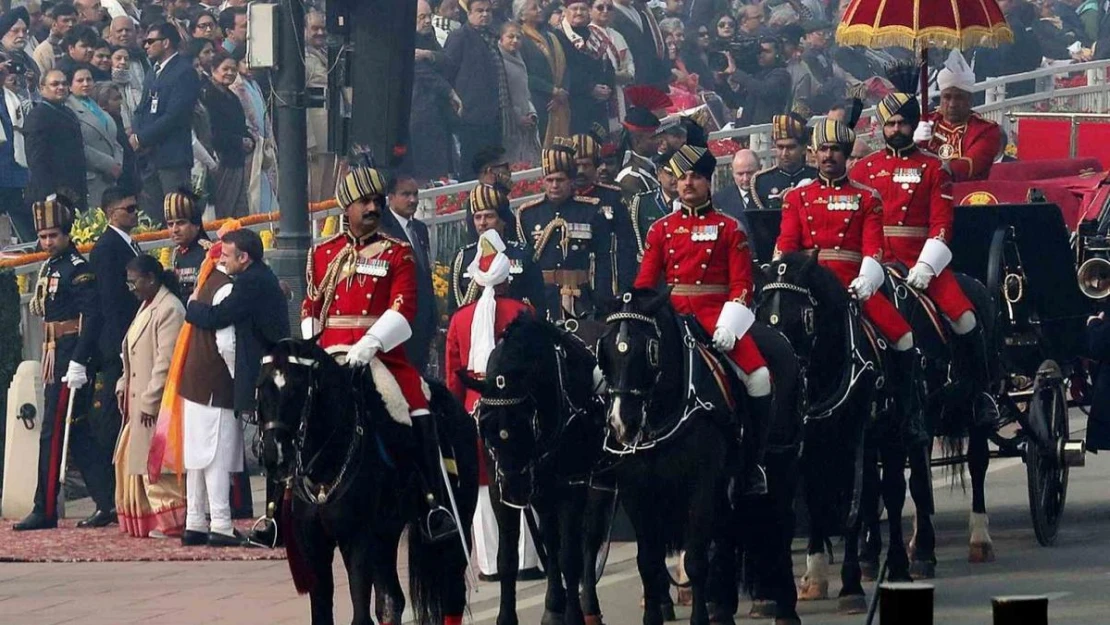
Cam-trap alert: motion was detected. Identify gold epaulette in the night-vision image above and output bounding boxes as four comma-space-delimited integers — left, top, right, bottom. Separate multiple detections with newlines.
198, 239, 213, 250
313, 232, 345, 248
517, 197, 545, 212
574, 195, 600, 205
848, 179, 882, 201
378, 231, 409, 247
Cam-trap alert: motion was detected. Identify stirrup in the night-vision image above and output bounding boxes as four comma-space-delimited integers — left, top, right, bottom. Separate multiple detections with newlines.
421, 505, 459, 543
247, 515, 279, 549
743, 465, 768, 496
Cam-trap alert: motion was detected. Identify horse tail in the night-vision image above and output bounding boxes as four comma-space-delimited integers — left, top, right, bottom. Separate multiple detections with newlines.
939, 431, 968, 489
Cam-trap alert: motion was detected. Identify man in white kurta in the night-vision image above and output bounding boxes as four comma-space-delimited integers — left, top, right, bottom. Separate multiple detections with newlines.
181, 266, 246, 545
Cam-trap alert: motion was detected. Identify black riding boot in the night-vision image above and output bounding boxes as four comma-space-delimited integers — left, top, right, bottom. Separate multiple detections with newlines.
952, 324, 999, 427
888, 348, 927, 447
741, 395, 774, 496
412, 413, 459, 543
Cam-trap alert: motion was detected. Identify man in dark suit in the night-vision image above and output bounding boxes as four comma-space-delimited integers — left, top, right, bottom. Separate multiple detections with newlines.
610, 0, 668, 88
185, 228, 290, 547
381, 174, 436, 373
24, 69, 87, 209
85, 186, 143, 526
130, 22, 200, 225
714, 149, 761, 234
442, 0, 503, 179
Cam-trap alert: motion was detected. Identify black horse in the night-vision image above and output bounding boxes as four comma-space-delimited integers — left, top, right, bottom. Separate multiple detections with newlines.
256, 338, 479, 625
758, 253, 913, 614
857, 267, 999, 580
460, 315, 616, 625
598, 289, 798, 625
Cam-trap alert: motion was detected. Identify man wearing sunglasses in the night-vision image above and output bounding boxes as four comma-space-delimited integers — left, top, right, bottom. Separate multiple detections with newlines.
131, 21, 200, 225
64, 186, 141, 528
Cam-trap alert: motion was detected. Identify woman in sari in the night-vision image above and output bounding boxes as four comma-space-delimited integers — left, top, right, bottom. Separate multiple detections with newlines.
228, 45, 277, 215
115, 254, 187, 538
515, 0, 569, 146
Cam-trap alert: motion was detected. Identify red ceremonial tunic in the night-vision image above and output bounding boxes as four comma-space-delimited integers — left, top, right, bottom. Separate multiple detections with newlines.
851, 147, 974, 320
922, 111, 1002, 182
633, 201, 766, 373
773, 176, 912, 343
302, 231, 428, 411
445, 296, 534, 486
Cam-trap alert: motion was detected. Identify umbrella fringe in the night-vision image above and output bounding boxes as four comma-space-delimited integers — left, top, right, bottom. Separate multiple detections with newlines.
835, 23, 1014, 51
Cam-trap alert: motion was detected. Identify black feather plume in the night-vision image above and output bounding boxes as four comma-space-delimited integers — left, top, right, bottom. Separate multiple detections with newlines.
885, 59, 919, 94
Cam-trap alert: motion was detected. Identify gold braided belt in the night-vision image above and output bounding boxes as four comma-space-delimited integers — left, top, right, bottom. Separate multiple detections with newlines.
817, 249, 863, 263
883, 226, 928, 238
671, 284, 729, 296
324, 315, 379, 330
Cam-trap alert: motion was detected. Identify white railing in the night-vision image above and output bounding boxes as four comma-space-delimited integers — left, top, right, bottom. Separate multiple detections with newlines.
9, 58, 1110, 359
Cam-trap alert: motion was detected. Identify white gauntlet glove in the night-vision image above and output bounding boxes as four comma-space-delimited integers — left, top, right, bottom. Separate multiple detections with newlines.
905, 262, 936, 290
712, 326, 737, 351
62, 361, 88, 390
849, 276, 876, 301
913, 121, 934, 143
346, 334, 382, 367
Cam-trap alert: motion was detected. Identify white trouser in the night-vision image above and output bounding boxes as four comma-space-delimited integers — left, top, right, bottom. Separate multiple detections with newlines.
473, 485, 541, 575
186, 465, 233, 536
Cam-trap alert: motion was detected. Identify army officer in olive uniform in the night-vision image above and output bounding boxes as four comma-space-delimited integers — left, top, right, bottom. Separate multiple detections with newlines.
516, 145, 614, 321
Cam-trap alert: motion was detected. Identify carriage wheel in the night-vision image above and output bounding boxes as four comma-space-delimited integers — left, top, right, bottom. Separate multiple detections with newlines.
1025, 360, 1070, 547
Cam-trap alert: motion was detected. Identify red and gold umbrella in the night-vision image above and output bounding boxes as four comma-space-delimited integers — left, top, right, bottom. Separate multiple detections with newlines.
836, 0, 1014, 112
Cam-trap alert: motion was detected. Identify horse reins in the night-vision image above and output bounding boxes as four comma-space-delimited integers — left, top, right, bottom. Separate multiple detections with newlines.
260, 353, 365, 507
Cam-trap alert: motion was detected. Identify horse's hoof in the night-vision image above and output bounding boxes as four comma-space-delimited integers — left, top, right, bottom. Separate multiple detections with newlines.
860, 559, 880, 581
748, 600, 776, 619
584, 615, 605, 625
885, 567, 913, 583
676, 588, 693, 607
660, 602, 678, 622
910, 559, 937, 579
773, 619, 802, 625
837, 594, 868, 615
968, 542, 996, 563
541, 610, 564, 625
496, 615, 520, 625
797, 579, 828, 601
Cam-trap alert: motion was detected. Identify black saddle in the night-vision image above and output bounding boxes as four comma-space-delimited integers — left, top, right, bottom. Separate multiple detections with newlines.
675, 315, 802, 453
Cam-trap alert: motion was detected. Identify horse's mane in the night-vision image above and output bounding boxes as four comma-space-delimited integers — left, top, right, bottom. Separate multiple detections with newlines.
498, 312, 563, 361
775, 251, 850, 312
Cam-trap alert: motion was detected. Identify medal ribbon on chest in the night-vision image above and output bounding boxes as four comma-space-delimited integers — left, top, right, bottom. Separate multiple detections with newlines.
827, 194, 860, 211
691, 224, 719, 241
892, 168, 922, 184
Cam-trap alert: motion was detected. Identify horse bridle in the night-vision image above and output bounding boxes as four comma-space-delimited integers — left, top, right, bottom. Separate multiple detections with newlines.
602, 310, 662, 398
476, 342, 588, 503
259, 353, 365, 506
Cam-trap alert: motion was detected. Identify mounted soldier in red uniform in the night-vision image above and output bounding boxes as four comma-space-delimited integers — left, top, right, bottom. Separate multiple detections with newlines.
633, 144, 773, 495
301, 167, 457, 542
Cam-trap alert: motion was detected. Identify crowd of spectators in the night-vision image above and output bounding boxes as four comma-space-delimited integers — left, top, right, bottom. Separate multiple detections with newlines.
408, 0, 1108, 182
0, 0, 284, 247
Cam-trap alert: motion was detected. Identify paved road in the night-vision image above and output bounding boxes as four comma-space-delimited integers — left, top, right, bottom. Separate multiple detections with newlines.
2, 411, 1109, 624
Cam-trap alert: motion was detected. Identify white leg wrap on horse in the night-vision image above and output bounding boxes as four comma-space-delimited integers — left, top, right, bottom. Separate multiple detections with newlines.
804, 552, 828, 583
950, 311, 977, 335
969, 512, 992, 544
893, 333, 914, 351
